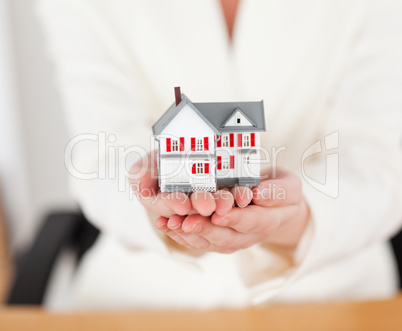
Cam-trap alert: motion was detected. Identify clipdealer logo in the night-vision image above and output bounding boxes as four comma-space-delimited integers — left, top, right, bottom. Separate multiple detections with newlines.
301, 131, 339, 198
64, 131, 339, 198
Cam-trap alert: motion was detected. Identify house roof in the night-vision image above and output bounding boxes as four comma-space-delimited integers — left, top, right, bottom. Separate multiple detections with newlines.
152, 93, 266, 135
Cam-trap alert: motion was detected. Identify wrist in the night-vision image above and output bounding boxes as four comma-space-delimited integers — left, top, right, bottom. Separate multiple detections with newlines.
262, 198, 311, 250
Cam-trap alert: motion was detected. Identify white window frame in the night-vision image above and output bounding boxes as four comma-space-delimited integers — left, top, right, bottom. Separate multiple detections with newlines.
222, 135, 229, 147
243, 134, 250, 147
172, 139, 179, 152
244, 156, 250, 164
196, 138, 204, 151
236, 113, 241, 124
197, 162, 204, 174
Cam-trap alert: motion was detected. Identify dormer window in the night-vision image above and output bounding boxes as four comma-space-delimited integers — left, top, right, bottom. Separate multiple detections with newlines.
221, 108, 255, 128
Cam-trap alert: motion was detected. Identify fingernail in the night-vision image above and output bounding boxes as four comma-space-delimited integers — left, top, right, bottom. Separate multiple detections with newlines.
214, 217, 228, 226
138, 181, 144, 196
237, 203, 248, 208
252, 190, 260, 200
253, 188, 270, 200
154, 219, 165, 229
167, 219, 181, 230
182, 222, 201, 233
139, 181, 152, 197
191, 224, 202, 233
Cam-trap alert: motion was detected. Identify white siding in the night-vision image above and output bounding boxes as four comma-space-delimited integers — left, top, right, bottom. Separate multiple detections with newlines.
157, 104, 216, 155
216, 132, 260, 179
157, 104, 217, 189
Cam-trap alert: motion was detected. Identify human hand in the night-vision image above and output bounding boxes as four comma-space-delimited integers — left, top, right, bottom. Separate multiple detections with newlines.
128, 151, 236, 220
153, 168, 310, 253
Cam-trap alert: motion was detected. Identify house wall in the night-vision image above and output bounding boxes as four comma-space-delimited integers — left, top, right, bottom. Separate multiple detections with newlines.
158, 104, 217, 152
157, 104, 217, 190
216, 132, 261, 180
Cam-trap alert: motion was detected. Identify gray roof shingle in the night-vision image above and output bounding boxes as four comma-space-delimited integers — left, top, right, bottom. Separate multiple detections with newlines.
152, 94, 266, 135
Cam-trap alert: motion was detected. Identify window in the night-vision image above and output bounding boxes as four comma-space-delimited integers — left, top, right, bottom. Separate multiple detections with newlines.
196, 138, 203, 151
244, 156, 250, 164
222, 135, 229, 147
236, 114, 241, 124
192, 162, 210, 174
222, 158, 229, 170
197, 163, 204, 174
243, 135, 250, 147
172, 139, 179, 151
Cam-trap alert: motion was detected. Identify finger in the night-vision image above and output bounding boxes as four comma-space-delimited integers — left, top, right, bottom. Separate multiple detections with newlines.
231, 186, 253, 208
154, 216, 170, 232
167, 214, 185, 230
213, 190, 235, 216
190, 191, 216, 216
141, 192, 192, 218
168, 217, 212, 251
181, 214, 252, 250
252, 170, 302, 207
211, 204, 299, 234
154, 216, 193, 248
129, 150, 158, 197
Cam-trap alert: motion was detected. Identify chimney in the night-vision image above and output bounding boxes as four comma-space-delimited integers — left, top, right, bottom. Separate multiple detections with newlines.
174, 86, 181, 106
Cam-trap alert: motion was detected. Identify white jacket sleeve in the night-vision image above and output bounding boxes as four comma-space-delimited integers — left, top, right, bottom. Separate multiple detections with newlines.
249, 0, 402, 303
292, 0, 402, 285
36, 0, 167, 252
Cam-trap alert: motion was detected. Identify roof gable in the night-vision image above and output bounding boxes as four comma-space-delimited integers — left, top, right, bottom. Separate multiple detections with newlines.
162, 103, 218, 137
152, 94, 220, 135
221, 107, 256, 128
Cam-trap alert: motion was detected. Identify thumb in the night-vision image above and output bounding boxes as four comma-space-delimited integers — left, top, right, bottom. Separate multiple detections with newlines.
129, 150, 159, 196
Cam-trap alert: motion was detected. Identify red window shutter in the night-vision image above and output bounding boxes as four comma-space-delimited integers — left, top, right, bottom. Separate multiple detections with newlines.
217, 135, 221, 148
230, 155, 235, 169
217, 156, 222, 170
191, 137, 195, 151
251, 133, 255, 147
204, 137, 209, 150
192, 163, 196, 174
205, 163, 209, 174
238, 134, 242, 147
180, 137, 185, 151
230, 133, 234, 147
166, 138, 171, 152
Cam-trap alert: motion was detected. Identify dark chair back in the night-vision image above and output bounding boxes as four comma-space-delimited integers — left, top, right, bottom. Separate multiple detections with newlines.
7, 211, 99, 305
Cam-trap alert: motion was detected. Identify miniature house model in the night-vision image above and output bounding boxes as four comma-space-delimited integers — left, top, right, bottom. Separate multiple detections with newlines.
152, 87, 266, 193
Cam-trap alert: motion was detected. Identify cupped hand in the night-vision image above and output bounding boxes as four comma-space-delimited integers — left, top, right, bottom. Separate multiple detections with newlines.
129, 151, 191, 217
128, 151, 235, 218
155, 168, 310, 253
130, 152, 310, 253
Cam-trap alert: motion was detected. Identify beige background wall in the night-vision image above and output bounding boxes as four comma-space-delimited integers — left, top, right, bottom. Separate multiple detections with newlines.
0, 0, 75, 254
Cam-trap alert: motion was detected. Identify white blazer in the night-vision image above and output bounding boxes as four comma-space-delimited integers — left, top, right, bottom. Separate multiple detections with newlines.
36, 0, 402, 310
